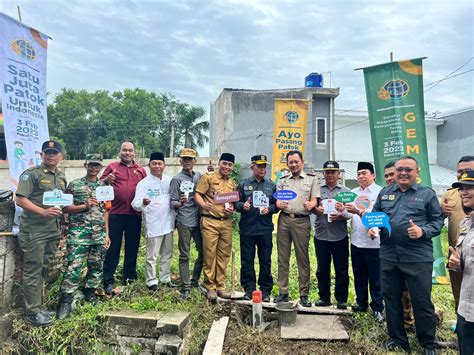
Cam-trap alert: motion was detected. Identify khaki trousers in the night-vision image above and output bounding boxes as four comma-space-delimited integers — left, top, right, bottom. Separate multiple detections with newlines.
277, 213, 311, 296
201, 217, 233, 291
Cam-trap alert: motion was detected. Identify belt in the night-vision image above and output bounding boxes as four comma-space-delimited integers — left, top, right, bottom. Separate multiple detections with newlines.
201, 214, 229, 221
281, 212, 309, 219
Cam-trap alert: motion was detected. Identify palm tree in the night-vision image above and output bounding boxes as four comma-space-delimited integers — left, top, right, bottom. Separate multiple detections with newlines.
177, 104, 209, 150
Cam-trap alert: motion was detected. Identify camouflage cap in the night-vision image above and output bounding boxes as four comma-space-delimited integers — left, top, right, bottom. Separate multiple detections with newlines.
85, 154, 103, 165
180, 148, 197, 158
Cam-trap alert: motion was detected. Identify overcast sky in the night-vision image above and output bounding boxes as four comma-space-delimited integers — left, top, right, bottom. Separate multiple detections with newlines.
2, 0, 473, 117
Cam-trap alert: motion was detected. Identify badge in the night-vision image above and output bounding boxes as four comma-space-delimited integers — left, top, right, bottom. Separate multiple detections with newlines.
388, 195, 395, 201
243, 186, 248, 190
248, 186, 253, 191
381, 195, 388, 200
21, 174, 30, 181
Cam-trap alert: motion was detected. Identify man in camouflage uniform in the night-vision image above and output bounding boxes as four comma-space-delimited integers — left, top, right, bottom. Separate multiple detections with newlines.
57, 154, 110, 320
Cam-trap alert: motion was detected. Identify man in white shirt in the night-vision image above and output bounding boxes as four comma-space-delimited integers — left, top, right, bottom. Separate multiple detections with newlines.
132, 152, 175, 291
340, 162, 384, 322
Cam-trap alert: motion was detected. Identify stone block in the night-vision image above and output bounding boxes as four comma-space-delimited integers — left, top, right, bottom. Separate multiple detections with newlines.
115, 335, 157, 354
100, 309, 163, 329
157, 311, 190, 337
155, 333, 183, 355
0, 315, 13, 343
109, 323, 163, 338
280, 314, 349, 341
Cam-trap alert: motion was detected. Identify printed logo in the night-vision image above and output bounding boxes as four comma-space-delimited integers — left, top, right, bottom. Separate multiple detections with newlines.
378, 79, 409, 101
10, 38, 36, 61
284, 111, 299, 123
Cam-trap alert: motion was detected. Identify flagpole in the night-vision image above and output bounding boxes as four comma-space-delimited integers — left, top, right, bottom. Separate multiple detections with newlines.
17, 5, 22, 23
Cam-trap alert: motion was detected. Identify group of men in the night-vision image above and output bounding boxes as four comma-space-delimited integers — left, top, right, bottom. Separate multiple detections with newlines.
15, 138, 473, 354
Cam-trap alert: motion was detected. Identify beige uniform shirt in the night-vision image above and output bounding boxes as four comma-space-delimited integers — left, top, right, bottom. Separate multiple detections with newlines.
456, 213, 474, 322
195, 171, 236, 219
277, 171, 320, 215
442, 188, 468, 246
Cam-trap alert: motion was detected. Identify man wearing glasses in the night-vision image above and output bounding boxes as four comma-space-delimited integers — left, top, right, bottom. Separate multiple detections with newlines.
369, 156, 444, 354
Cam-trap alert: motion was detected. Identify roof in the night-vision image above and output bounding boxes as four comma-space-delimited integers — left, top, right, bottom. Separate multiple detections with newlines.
338, 161, 457, 187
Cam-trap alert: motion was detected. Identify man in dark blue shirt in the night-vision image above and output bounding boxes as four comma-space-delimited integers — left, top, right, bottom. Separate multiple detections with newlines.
235, 155, 277, 302
370, 156, 443, 354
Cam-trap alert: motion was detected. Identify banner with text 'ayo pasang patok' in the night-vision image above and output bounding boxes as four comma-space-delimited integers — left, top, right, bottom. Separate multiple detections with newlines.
271, 99, 310, 182
0, 12, 50, 189
362, 58, 448, 285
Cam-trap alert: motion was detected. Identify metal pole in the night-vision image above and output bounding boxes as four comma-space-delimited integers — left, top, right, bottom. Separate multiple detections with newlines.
17, 5, 22, 22
170, 120, 175, 158
231, 249, 235, 295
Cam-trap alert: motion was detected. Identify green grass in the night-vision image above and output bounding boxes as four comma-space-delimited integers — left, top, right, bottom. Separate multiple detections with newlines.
7, 227, 457, 354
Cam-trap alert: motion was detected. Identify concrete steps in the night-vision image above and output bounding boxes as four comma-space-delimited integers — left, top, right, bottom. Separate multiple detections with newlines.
100, 310, 190, 354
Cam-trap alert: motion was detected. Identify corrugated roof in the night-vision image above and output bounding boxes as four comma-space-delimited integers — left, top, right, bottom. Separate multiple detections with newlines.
338, 161, 456, 187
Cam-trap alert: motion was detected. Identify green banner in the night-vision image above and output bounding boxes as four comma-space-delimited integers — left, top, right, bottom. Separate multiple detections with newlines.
362, 58, 448, 285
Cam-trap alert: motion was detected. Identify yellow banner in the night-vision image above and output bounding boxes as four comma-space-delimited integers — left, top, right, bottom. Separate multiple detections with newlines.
271, 99, 310, 181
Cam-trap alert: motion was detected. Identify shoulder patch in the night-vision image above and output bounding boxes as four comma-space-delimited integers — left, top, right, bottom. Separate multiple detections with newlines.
21, 174, 30, 181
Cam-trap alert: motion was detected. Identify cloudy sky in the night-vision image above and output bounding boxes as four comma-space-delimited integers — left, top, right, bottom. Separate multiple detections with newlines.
1, 0, 473, 117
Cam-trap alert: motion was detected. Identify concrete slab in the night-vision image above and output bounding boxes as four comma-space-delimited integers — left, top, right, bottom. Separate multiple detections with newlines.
100, 310, 162, 328
203, 316, 229, 355
281, 314, 349, 341
158, 311, 190, 337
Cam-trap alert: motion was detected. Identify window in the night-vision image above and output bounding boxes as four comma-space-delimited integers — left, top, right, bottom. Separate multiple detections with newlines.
316, 117, 326, 144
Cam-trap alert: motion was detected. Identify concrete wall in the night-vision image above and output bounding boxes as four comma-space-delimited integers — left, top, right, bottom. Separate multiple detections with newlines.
0, 158, 217, 190
211, 87, 339, 177
437, 107, 474, 170
334, 114, 442, 164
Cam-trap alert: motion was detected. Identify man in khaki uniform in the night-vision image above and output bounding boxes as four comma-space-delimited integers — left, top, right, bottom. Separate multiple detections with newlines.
195, 153, 236, 302
441, 155, 474, 311
275, 150, 320, 307
15, 140, 67, 327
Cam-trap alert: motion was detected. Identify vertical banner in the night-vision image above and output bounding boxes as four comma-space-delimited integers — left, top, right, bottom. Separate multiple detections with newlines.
271, 99, 310, 182
0, 12, 50, 189
362, 58, 448, 285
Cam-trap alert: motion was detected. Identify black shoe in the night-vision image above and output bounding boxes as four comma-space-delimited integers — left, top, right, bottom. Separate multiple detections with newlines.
373, 311, 384, 324
104, 284, 113, 295
337, 302, 347, 310
181, 289, 190, 300
262, 291, 271, 303
243, 290, 253, 301
25, 312, 54, 327
56, 293, 74, 320
352, 304, 368, 312
147, 284, 160, 292
422, 347, 437, 355
300, 296, 312, 307
83, 288, 98, 305
275, 293, 289, 303
190, 280, 200, 288
161, 281, 179, 288
380, 339, 410, 353
315, 299, 331, 307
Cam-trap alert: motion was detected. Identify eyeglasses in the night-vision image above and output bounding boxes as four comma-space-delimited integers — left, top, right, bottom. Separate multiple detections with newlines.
395, 167, 414, 173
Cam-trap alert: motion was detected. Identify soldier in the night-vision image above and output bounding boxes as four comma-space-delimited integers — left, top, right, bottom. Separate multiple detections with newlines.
194, 153, 236, 302
235, 155, 277, 302
56, 154, 110, 319
131, 152, 175, 291
170, 148, 204, 299
275, 150, 320, 307
15, 140, 67, 327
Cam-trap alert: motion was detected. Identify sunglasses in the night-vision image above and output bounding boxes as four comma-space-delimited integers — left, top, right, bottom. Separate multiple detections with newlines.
395, 167, 415, 173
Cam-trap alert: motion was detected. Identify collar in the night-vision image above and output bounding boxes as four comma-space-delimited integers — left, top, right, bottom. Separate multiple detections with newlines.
41, 164, 58, 174
321, 182, 340, 190
357, 182, 377, 192
181, 169, 195, 177
249, 175, 265, 183
119, 160, 138, 168
290, 171, 305, 179
394, 183, 419, 192
215, 171, 229, 180
150, 173, 164, 181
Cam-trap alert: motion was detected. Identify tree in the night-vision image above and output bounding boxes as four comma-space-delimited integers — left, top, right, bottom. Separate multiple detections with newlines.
47, 89, 207, 159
